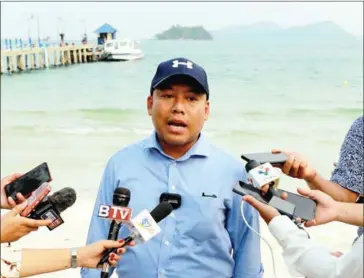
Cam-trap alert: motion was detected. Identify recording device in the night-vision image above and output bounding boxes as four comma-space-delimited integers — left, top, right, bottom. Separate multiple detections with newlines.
233, 181, 316, 221
100, 188, 132, 278
233, 155, 316, 221
20, 182, 52, 217
97, 201, 173, 268
5, 162, 52, 202
233, 181, 296, 218
26, 187, 77, 230
241, 152, 288, 166
159, 193, 182, 209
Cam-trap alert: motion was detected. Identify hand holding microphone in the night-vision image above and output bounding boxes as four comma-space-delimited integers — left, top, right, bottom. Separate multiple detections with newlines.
25, 187, 77, 230
235, 152, 317, 222
1, 201, 52, 243
99, 188, 133, 278
245, 159, 282, 200
97, 201, 173, 268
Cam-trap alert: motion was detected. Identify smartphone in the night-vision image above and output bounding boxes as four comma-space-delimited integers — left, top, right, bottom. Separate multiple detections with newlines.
5, 162, 52, 202
233, 181, 316, 221
241, 152, 288, 166
278, 189, 317, 222
20, 182, 52, 217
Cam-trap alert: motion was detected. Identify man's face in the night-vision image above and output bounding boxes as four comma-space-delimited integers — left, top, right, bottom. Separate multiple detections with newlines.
147, 81, 210, 147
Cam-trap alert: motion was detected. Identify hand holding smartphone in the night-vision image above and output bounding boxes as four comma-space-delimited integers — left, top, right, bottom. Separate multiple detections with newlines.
241, 152, 288, 166
5, 162, 52, 203
233, 181, 316, 221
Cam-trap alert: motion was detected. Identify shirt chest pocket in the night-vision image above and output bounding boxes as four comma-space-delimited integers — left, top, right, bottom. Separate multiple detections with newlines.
175, 194, 227, 242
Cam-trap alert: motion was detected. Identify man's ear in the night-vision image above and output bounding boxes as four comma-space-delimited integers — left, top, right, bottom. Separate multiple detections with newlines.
204, 100, 210, 121
147, 95, 153, 116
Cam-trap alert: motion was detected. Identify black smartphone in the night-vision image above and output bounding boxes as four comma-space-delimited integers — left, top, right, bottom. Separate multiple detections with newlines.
277, 189, 317, 222
5, 162, 52, 202
241, 152, 288, 166
233, 181, 316, 221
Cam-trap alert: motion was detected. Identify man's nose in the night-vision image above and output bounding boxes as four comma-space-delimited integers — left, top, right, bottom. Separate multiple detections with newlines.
172, 98, 186, 114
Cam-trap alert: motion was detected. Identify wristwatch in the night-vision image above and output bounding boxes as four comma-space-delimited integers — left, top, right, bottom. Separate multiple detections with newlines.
71, 248, 78, 268
356, 195, 364, 204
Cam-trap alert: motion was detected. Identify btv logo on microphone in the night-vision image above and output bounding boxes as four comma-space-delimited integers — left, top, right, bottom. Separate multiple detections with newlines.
97, 205, 132, 222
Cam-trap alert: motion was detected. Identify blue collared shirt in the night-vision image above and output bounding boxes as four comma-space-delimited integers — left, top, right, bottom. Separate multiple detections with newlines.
81, 132, 263, 278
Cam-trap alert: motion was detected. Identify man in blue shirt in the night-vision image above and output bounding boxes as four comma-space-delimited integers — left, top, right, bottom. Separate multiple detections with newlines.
81, 57, 263, 278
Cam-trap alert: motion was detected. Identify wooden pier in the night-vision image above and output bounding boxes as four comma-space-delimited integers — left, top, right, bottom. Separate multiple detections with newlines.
1, 45, 102, 74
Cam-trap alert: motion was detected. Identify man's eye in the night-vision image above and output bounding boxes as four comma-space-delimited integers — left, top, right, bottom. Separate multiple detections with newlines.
187, 97, 197, 101
162, 94, 173, 98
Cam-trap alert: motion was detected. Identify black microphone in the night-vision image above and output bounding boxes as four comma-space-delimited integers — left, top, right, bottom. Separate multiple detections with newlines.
97, 201, 173, 267
27, 187, 77, 230
101, 187, 131, 278
159, 193, 182, 209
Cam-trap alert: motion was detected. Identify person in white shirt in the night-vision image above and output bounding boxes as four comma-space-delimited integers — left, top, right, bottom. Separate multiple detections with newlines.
243, 187, 363, 278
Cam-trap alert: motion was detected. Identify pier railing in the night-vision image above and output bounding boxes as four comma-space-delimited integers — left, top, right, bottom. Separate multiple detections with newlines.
1, 44, 103, 74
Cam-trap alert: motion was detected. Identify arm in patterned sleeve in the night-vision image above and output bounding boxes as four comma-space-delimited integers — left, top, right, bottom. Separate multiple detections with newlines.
305, 116, 363, 203
331, 116, 364, 196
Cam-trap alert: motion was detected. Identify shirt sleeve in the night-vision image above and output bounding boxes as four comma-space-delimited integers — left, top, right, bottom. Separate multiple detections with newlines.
1, 244, 22, 278
269, 215, 364, 278
80, 158, 117, 278
228, 170, 264, 278
331, 116, 364, 195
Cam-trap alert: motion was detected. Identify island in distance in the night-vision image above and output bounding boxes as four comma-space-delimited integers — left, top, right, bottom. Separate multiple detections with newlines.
155, 25, 213, 40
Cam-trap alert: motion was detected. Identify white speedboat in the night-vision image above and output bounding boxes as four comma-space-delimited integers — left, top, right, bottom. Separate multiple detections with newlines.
103, 39, 144, 61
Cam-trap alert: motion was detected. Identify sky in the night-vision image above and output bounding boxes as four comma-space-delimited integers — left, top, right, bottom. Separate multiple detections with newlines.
1, 2, 363, 40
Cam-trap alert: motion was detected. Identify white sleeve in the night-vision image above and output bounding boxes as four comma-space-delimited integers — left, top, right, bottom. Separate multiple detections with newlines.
268, 216, 363, 278
1, 243, 22, 278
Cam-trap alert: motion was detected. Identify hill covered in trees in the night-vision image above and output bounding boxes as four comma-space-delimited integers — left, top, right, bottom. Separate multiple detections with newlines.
155, 25, 213, 40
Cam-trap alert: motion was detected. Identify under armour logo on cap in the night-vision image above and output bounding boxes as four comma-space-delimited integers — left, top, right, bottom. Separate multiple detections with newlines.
172, 60, 193, 69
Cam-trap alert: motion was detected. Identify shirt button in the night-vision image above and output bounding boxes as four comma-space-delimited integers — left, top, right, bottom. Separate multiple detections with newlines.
164, 240, 170, 245
160, 270, 165, 275
171, 185, 176, 190
170, 212, 175, 218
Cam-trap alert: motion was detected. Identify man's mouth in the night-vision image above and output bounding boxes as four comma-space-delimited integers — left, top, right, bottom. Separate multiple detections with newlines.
167, 120, 187, 128
167, 120, 188, 133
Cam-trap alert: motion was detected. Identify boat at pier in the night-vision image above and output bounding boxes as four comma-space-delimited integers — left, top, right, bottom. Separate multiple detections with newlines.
102, 39, 144, 61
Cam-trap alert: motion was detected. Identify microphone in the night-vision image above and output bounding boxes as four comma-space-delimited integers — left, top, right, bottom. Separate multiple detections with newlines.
26, 187, 77, 230
245, 159, 281, 193
159, 192, 182, 209
100, 188, 131, 278
97, 201, 173, 268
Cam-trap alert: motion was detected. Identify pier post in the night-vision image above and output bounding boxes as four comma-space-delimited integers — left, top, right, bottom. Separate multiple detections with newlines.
79, 48, 83, 62
16, 55, 25, 71
83, 48, 87, 63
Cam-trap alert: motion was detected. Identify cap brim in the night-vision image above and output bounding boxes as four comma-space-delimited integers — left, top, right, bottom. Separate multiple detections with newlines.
152, 73, 208, 94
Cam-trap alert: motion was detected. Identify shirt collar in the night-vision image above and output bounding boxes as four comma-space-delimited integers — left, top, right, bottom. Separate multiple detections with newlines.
143, 131, 211, 160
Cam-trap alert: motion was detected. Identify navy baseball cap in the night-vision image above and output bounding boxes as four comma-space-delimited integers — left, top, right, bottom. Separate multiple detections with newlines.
150, 57, 209, 98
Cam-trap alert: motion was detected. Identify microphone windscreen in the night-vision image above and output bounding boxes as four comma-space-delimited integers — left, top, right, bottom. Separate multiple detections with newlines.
113, 187, 131, 207
150, 201, 173, 223
48, 187, 77, 213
